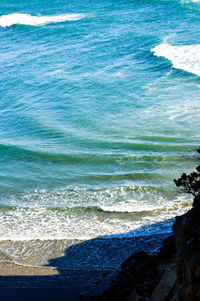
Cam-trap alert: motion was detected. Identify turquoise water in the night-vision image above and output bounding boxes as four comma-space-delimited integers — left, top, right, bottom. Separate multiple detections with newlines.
0, 0, 200, 240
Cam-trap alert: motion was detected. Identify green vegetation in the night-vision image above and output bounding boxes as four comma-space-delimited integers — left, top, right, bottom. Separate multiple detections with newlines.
174, 148, 200, 197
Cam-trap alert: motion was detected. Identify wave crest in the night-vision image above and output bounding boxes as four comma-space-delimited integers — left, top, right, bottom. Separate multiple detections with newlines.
151, 42, 200, 76
0, 13, 85, 28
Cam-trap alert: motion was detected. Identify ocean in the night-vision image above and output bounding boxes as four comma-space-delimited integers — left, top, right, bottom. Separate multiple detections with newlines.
0, 0, 200, 277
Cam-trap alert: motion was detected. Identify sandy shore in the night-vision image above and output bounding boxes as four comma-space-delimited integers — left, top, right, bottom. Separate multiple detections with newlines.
0, 238, 115, 300
0, 233, 169, 300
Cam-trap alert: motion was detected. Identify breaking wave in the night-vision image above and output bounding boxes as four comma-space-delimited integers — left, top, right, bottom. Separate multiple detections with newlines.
151, 43, 200, 76
0, 13, 85, 28
0, 195, 191, 241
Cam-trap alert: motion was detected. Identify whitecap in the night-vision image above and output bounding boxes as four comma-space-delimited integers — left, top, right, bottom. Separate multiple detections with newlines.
0, 13, 85, 28
151, 43, 200, 76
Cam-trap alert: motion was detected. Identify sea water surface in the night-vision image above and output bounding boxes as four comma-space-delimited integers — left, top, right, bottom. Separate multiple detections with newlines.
0, 0, 200, 258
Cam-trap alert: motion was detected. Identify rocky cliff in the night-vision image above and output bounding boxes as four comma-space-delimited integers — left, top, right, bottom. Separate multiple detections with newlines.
173, 194, 200, 301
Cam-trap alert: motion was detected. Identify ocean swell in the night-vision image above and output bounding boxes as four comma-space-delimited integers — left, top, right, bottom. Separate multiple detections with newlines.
151, 43, 200, 76
0, 13, 85, 28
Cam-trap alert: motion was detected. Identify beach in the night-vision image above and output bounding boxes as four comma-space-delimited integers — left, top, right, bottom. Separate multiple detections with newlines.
0, 232, 169, 299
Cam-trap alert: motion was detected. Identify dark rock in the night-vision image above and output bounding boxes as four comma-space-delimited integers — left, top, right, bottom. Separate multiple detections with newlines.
168, 292, 178, 301
192, 194, 200, 210
88, 251, 160, 301
177, 239, 200, 300
151, 268, 176, 301
173, 203, 200, 300
173, 207, 200, 251
127, 290, 140, 301
157, 235, 176, 260
81, 196, 200, 301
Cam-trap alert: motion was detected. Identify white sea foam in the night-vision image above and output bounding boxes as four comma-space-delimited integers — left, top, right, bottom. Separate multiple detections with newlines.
0, 13, 85, 28
151, 43, 200, 76
0, 196, 191, 241
180, 0, 200, 4
0, 185, 193, 241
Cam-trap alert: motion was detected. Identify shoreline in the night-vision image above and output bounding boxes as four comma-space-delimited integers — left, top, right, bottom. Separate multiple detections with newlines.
0, 232, 170, 274
0, 232, 170, 300
1, 206, 197, 301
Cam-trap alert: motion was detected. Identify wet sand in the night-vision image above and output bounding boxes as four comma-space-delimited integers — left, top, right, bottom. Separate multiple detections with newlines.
0, 239, 115, 301
0, 232, 170, 300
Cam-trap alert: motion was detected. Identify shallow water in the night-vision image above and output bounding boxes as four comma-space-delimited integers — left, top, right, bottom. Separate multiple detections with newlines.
0, 0, 199, 246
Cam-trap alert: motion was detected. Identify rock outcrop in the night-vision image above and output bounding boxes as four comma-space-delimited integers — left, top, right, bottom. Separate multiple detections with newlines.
80, 235, 177, 301
80, 194, 200, 301
173, 194, 200, 300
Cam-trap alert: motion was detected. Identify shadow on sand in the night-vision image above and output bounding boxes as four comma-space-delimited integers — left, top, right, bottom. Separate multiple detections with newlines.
0, 219, 173, 301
